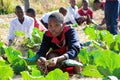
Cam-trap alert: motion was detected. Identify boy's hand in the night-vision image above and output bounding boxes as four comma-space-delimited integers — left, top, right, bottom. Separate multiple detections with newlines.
47, 57, 58, 67
47, 55, 66, 67
37, 57, 47, 66
38, 57, 47, 64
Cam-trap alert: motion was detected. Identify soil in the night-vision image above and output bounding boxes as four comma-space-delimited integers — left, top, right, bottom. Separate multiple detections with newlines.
0, 10, 104, 80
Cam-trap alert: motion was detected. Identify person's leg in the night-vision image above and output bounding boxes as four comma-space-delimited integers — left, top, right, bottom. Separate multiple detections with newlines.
72, 56, 81, 74
104, 2, 111, 32
110, 1, 119, 35
119, 2, 120, 29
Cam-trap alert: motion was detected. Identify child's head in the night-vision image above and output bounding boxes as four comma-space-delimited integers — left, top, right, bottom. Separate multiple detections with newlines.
26, 8, 36, 18
82, 0, 89, 10
69, 0, 76, 8
59, 7, 67, 16
93, 0, 101, 9
48, 12, 64, 37
15, 5, 24, 20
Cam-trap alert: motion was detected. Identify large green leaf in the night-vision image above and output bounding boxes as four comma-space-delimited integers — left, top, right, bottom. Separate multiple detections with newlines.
32, 28, 44, 43
5, 47, 28, 73
31, 68, 41, 77
112, 68, 120, 78
95, 50, 120, 72
81, 65, 103, 77
99, 30, 114, 47
78, 48, 90, 64
21, 71, 45, 80
11, 58, 27, 74
0, 60, 14, 80
114, 34, 120, 43
93, 50, 120, 78
45, 69, 69, 80
84, 24, 98, 40
5, 47, 22, 63
97, 66, 111, 77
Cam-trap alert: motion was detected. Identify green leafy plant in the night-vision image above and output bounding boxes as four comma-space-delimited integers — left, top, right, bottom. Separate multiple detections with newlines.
0, 41, 6, 56
21, 68, 69, 80
21, 71, 45, 80
22, 28, 44, 48
15, 31, 25, 37
0, 60, 14, 80
5, 47, 28, 74
79, 48, 120, 78
81, 65, 103, 77
45, 69, 69, 80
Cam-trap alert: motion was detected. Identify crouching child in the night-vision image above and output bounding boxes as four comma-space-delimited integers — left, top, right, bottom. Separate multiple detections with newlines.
26, 12, 82, 75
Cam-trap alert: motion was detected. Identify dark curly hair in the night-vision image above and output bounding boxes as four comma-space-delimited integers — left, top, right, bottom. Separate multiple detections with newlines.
93, 0, 101, 3
26, 8, 35, 15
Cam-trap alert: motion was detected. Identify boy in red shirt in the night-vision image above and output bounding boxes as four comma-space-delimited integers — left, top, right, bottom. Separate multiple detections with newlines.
26, 8, 47, 32
78, 0, 94, 24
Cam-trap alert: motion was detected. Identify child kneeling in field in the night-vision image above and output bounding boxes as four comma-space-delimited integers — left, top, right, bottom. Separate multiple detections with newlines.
27, 12, 82, 74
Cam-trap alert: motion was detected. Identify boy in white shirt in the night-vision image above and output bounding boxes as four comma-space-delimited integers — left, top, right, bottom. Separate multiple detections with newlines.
40, 7, 67, 29
64, 0, 81, 25
8, 5, 34, 46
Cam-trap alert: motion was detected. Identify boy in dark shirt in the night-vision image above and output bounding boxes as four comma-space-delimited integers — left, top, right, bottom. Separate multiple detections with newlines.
27, 12, 81, 74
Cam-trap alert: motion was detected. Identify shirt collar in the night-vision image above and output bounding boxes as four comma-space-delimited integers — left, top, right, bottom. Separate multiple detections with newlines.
46, 26, 70, 44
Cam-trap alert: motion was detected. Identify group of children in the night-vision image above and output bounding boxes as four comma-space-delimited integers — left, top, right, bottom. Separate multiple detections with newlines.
7, 0, 120, 75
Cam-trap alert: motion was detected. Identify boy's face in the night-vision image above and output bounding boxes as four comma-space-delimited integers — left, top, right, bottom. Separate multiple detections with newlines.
48, 18, 63, 37
83, 2, 88, 10
62, 11, 67, 16
70, 0, 76, 7
15, 9, 24, 20
26, 13, 34, 18
94, 2, 101, 9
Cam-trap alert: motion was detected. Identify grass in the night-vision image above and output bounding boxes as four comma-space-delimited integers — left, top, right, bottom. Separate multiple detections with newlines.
0, 0, 96, 14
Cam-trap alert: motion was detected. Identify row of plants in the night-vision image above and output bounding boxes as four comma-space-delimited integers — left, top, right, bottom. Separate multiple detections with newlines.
0, 28, 69, 80
78, 24, 120, 79
1, 25, 120, 80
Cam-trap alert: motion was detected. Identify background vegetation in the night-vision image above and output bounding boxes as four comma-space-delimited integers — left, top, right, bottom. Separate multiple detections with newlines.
0, 0, 95, 14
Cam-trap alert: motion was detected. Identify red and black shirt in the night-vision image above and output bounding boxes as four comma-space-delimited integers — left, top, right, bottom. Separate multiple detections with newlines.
37, 25, 81, 59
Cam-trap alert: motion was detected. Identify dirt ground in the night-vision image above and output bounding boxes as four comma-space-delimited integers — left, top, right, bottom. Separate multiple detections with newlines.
0, 10, 104, 80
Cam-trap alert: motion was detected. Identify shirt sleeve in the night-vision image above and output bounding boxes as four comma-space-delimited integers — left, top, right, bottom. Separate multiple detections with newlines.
89, 8, 93, 19
65, 28, 81, 59
69, 11, 77, 24
36, 33, 51, 57
8, 21, 15, 41
64, 8, 77, 24
75, 11, 81, 19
